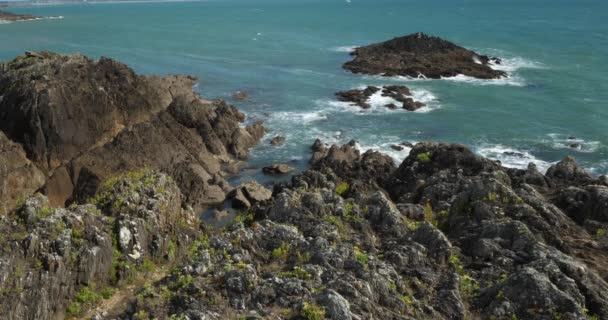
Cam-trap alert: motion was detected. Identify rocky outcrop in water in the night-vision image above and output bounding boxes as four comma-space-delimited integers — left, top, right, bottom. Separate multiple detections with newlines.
336, 85, 426, 111
0, 52, 264, 213
343, 32, 506, 79
114, 141, 608, 320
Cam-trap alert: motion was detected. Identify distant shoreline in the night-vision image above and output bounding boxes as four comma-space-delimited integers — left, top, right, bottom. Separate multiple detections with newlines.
0, 8, 41, 20
0, 0, 206, 8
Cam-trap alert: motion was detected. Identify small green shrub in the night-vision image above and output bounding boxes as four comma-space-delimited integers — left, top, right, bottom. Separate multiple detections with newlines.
354, 246, 369, 267
134, 310, 150, 320
279, 266, 312, 280
301, 302, 326, 320
36, 206, 55, 218
67, 285, 102, 316
100, 287, 115, 299
272, 242, 291, 261
423, 202, 437, 226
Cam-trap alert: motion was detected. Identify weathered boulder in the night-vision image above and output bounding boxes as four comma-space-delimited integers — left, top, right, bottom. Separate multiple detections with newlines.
552, 185, 608, 224
228, 181, 273, 209
343, 32, 506, 79
546, 155, 594, 186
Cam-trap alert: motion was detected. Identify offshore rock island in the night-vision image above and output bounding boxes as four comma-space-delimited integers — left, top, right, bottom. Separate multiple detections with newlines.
0, 40, 606, 320
343, 32, 505, 79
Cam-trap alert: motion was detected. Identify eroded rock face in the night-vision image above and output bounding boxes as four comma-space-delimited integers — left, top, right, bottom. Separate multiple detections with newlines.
0, 132, 46, 214
343, 32, 506, 79
0, 52, 264, 212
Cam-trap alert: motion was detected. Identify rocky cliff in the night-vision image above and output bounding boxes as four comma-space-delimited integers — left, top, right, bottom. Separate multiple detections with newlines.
0, 52, 264, 213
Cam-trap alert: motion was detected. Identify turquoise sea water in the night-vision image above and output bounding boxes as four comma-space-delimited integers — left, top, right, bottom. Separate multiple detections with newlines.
2, 0, 607, 183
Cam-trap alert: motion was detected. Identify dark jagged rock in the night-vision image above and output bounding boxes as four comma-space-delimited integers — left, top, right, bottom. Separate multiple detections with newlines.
232, 90, 248, 101
344, 32, 506, 79
0, 52, 264, 212
262, 163, 295, 175
335, 86, 378, 109
336, 85, 426, 111
270, 135, 286, 146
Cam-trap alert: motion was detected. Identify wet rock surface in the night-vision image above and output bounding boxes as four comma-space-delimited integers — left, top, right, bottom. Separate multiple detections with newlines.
336, 85, 426, 111
343, 32, 506, 79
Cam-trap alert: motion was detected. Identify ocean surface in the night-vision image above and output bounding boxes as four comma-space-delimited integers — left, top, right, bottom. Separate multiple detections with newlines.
2, 0, 607, 184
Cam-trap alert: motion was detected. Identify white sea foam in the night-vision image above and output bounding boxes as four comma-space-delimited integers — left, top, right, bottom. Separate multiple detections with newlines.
545, 133, 600, 153
330, 46, 357, 53
439, 74, 526, 87
477, 144, 553, 173
353, 141, 413, 164
1, 15, 64, 23
488, 56, 545, 72
270, 111, 328, 124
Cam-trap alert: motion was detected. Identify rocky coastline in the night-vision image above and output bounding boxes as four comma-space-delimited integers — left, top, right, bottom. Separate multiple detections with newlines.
0, 49, 607, 320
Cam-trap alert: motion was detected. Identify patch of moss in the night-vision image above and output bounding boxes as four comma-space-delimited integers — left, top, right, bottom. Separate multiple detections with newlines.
335, 182, 350, 196
416, 152, 432, 163
36, 206, 55, 218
